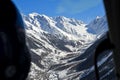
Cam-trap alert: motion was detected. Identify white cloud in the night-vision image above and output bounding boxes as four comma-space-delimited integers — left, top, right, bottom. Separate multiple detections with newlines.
57, 6, 66, 14
56, 0, 102, 14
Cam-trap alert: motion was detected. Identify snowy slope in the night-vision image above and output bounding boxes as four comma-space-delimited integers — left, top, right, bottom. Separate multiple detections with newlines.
23, 13, 95, 41
22, 13, 115, 80
86, 16, 108, 36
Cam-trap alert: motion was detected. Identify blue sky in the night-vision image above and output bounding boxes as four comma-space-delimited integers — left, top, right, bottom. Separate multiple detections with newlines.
13, 0, 105, 23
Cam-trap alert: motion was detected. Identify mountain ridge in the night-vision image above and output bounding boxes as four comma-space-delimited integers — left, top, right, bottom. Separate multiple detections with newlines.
23, 13, 103, 42
22, 13, 114, 80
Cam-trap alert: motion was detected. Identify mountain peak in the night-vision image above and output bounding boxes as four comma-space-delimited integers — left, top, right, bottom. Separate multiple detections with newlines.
86, 16, 108, 35
28, 12, 50, 20
23, 13, 96, 41
28, 12, 39, 18
96, 16, 101, 19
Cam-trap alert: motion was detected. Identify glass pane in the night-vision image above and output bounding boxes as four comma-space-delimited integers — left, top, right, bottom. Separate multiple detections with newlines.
13, 0, 115, 80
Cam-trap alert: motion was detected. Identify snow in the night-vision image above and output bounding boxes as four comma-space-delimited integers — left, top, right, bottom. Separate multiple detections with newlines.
57, 70, 68, 78
80, 52, 112, 79
24, 13, 96, 41
98, 52, 112, 66
23, 13, 109, 80
100, 68, 114, 80
30, 49, 45, 56
48, 72, 59, 80
86, 16, 108, 36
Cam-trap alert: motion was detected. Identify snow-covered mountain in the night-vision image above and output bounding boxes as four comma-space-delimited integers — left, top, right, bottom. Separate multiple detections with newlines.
23, 12, 95, 41
22, 13, 115, 80
86, 16, 108, 36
